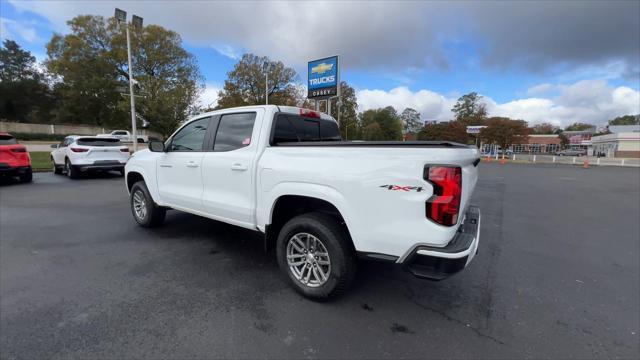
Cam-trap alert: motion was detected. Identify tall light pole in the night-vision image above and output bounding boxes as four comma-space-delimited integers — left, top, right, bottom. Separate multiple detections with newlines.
115, 8, 143, 152
263, 61, 272, 105
262, 61, 269, 105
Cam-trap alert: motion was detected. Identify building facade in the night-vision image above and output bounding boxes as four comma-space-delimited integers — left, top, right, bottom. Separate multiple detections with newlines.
592, 132, 640, 158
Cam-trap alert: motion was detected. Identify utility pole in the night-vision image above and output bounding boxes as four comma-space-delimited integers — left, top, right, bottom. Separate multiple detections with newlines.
115, 9, 143, 152
265, 68, 268, 105
125, 27, 137, 152
263, 61, 272, 106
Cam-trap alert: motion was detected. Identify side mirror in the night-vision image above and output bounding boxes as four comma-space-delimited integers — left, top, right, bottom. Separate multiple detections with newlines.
148, 140, 165, 152
50, 144, 58, 149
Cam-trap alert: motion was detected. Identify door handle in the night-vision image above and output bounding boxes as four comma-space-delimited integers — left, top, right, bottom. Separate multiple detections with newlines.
231, 163, 248, 171
186, 161, 199, 168
159, 164, 172, 168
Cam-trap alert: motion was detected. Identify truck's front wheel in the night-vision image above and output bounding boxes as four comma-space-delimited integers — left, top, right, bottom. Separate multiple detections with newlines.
130, 181, 166, 227
276, 213, 356, 300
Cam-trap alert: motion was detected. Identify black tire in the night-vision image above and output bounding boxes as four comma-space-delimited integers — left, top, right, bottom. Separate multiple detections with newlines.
130, 181, 166, 227
65, 159, 80, 179
52, 158, 63, 175
19, 167, 32, 183
276, 212, 356, 300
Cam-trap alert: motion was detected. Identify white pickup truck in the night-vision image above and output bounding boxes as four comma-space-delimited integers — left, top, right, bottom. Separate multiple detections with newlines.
97, 130, 149, 143
125, 105, 481, 299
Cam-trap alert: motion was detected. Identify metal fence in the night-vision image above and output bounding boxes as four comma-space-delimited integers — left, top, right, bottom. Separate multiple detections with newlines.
485, 154, 640, 167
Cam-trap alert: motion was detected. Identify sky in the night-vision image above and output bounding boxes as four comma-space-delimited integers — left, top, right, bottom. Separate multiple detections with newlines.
1, 0, 639, 127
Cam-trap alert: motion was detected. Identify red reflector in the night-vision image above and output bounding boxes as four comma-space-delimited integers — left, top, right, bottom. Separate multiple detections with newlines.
120, 148, 130, 152
299, 109, 321, 119
10, 148, 26, 153
425, 166, 462, 226
70, 147, 88, 153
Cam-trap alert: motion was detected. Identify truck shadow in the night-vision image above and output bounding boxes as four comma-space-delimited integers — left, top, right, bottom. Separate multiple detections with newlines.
144, 211, 477, 304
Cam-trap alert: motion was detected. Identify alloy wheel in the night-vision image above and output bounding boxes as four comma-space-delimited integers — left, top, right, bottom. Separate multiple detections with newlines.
132, 190, 147, 221
286, 232, 331, 287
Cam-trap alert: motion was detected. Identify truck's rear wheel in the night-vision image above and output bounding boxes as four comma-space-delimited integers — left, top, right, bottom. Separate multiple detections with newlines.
276, 212, 356, 300
130, 181, 166, 227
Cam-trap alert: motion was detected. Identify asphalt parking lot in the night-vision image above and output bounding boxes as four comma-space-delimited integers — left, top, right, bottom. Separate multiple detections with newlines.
1, 163, 639, 359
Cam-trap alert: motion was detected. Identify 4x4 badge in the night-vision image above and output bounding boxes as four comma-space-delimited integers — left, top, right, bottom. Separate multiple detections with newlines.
380, 185, 424, 192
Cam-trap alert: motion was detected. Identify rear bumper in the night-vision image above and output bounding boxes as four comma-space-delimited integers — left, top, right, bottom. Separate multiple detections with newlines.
401, 206, 481, 280
0, 165, 31, 175
75, 161, 125, 172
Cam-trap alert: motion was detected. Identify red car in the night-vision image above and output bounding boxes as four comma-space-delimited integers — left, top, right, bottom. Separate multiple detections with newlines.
0, 132, 32, 183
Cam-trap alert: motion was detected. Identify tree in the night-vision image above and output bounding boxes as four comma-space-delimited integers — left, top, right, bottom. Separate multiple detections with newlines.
531, 122, 559, 134
216, 53, 301, 109
0, 40, 53, 122
451, 92, 487, 126
608, 114, 639, 125
558, 132, 569, 148
564, 122, 594, 131
323, 81, 358, 140
46, 15, 202, 136
362, 122, 385, 141
360, 106, 402, 141
480, 117, 530, 158
0, 39, 39, 82
400, 108, 422, 134
417, 121, 468, 143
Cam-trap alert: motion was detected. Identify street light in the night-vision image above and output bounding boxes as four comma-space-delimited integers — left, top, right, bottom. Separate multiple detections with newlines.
263, 61, 274, 105
115, 8, 143, 152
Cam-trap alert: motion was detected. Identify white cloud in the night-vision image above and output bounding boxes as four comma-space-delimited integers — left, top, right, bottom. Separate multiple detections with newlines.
527, 83, 555, 96
198, 83, 221, 109
358, 81, 640, 127
0, 17, 40, 43
357, 87, 455, 121
211, 44, 241, 60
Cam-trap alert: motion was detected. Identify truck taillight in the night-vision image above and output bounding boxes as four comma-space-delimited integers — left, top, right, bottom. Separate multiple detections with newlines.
424, 166, 462, 226
299, 109, 321, 119
70, 147, 88, 153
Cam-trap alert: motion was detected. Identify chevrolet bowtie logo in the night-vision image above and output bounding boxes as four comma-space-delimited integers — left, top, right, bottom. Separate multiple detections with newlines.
311, 62, 334, 75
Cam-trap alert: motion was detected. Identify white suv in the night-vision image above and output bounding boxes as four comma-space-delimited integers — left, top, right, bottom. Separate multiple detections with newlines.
51, 136, 130, 178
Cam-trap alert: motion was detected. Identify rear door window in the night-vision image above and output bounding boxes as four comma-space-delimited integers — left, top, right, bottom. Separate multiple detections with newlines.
0, 135, 17, 145
214, 113, 256, 152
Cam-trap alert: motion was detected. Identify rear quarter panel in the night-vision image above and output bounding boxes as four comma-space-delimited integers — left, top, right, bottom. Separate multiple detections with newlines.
257, 146, 479, 258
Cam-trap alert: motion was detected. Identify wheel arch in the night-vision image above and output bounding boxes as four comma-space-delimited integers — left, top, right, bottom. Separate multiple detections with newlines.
126, 171, 146, 193
263, 191, 355, 253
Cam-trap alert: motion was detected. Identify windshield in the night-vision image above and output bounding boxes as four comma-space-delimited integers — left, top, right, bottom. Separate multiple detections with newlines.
0, 135, 18, 145
76, 138, 123, 147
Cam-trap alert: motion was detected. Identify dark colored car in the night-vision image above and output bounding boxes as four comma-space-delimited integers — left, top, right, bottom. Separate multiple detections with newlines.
0, 132, 32, 183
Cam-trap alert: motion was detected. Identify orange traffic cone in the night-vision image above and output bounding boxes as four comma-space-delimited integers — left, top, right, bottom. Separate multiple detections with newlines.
583, 158, 589, 169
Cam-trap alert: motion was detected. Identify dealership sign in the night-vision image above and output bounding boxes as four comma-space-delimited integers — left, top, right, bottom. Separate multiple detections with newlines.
466, 126, 487, 134
308, 56, 339, 99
